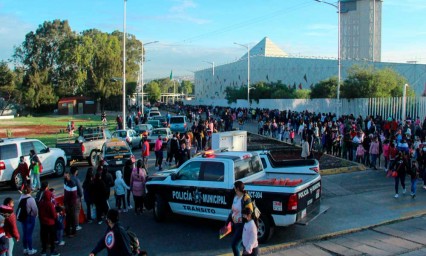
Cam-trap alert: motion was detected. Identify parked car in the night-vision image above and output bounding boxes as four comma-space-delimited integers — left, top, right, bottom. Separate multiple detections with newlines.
150, 116, 168, 128
169, 116, 188, 133
147, 120, 162, 129
112, 129, 142, 149
134, 124, 154, 137
56, 127, 111, 166
147, 111, 161, 119
0, 138, 67, 189
146, 128, 172, 149
95, 138, 135, 177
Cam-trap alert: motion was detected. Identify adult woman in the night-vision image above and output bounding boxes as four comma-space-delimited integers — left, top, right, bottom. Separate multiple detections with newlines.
227, 181, 253, 256
392, 151, 408, 198
83, 168, 95, 223
38, 186, 59, 256
130, 160, 147, 215
122, 160, 134, 210
241, 208, 259, 256
18, 185, 38, 255
301, 135, 310, 160
92, 173, 107, 225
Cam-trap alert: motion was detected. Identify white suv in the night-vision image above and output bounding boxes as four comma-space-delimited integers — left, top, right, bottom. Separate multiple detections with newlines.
0, 138, 67, 189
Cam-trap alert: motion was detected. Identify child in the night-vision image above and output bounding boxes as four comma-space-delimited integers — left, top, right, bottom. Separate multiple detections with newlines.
356, 143, 365, 164
0, 215, 8, 256
241, 208, 259, 256
15, 156, 30, 188
289, 129, 295, 144
114, 171, 130, 213
283, 127, 290, 143
55, 206, 65, 246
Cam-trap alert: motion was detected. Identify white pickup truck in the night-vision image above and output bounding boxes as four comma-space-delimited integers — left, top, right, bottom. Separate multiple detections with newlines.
145, 150, 326, 242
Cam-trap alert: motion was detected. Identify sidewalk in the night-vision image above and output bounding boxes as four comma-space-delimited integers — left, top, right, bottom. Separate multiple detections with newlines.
267, 215, 426, 256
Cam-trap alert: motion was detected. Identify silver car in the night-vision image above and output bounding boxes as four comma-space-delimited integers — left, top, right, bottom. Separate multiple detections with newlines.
112, 129, 143, 149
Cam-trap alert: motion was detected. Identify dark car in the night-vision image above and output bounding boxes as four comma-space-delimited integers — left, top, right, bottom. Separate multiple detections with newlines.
150, 116, 168, 128
97, 138, 135, 176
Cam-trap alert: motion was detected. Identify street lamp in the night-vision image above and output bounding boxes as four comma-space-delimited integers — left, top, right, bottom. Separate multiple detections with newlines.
314, 0, 341, 119
234, 42, 250, 108
203, 61, 215, 76
140, 41, 159, 115
402, 84, 408, 122
122, 0, 127, 129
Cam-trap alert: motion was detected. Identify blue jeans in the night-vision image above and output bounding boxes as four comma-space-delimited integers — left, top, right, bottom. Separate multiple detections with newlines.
370, 154, 378, 168
231, 223, 244, 256
7, 237, 14, 256
21, 216, 36, 250
411, 178, 417, 195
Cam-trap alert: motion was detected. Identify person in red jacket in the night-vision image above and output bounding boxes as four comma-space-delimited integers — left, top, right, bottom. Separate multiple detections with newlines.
0, 198, 19, 256
37, 183, 60, 256
14, 156, 30, 189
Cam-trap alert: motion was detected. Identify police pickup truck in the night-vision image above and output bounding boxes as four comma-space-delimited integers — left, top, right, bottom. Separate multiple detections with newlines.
145, 150, 325, 242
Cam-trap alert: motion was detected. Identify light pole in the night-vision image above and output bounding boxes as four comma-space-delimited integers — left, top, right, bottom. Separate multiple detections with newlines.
122, 0, 127, 130
234, 42, 250, 108
402, 84, 408, 122
203, 61, 215, 76
315, 0, 341, 119
140, 41, 158, 115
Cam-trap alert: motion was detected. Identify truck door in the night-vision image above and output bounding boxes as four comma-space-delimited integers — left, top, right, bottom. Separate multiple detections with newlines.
170, 160, 230, 221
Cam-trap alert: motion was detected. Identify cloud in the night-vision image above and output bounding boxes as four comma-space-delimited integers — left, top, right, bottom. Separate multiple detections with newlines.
170, 0, 197, 13
148, 0, 210, 25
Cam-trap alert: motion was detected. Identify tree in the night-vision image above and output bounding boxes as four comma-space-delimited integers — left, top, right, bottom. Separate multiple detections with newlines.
341, 66, 410, 98
180, 80, 193, 94
310, 77, 338, 98
82, 29, 122, 111
0, 61, 19, 114
145, 81, 161, 102
13, 20, 75, 109
111, 31, 142, 82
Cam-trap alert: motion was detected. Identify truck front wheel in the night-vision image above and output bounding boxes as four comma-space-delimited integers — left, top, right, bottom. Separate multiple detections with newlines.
153, 194, 167, 222
89, 150, 97, 167
10, 170, 24, 190
55, 159, 66, 177
257, 214, 274, 243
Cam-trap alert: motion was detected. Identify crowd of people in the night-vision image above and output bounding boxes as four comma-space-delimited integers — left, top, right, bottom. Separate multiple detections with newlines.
6, 103, 426, 256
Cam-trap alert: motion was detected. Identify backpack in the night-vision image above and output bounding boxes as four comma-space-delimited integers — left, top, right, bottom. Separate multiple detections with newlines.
16, 197, 29, 222
126, 228, 142, 255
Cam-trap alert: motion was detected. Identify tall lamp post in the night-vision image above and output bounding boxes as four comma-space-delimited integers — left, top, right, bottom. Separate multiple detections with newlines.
234, 42, 250, 108
122, 0, 127, 130
402, 84, 408, 122
140, 41, 159, 115
315, 0, 341, 119
203, 61, 215, 76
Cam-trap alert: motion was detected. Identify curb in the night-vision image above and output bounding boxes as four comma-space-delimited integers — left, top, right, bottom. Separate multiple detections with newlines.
321, 163, 366, 176
255, 210, 426, 255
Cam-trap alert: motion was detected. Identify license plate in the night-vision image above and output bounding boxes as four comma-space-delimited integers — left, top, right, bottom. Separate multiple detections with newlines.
116, 161, 122, 165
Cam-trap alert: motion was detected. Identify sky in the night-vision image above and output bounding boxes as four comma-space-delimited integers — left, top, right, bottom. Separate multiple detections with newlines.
0, 0, 425, 81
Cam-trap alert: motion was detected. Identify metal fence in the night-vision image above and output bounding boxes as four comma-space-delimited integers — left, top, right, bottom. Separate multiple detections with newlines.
183, 97, 426, 119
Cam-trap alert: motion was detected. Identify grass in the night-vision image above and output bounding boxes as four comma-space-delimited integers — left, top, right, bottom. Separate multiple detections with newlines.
0, 114, 117, 147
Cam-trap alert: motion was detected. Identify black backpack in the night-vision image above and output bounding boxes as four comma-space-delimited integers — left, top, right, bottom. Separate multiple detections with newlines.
16, 197, 29, 222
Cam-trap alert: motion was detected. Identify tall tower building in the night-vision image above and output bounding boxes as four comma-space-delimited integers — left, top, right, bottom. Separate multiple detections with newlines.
340, 0, 382, 61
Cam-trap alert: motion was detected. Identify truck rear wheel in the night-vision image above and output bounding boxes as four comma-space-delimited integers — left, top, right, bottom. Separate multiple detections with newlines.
89, 150, 97, 167
153, 194, 167, 222
257, 214, 274, 243
11, 170, 24, 190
